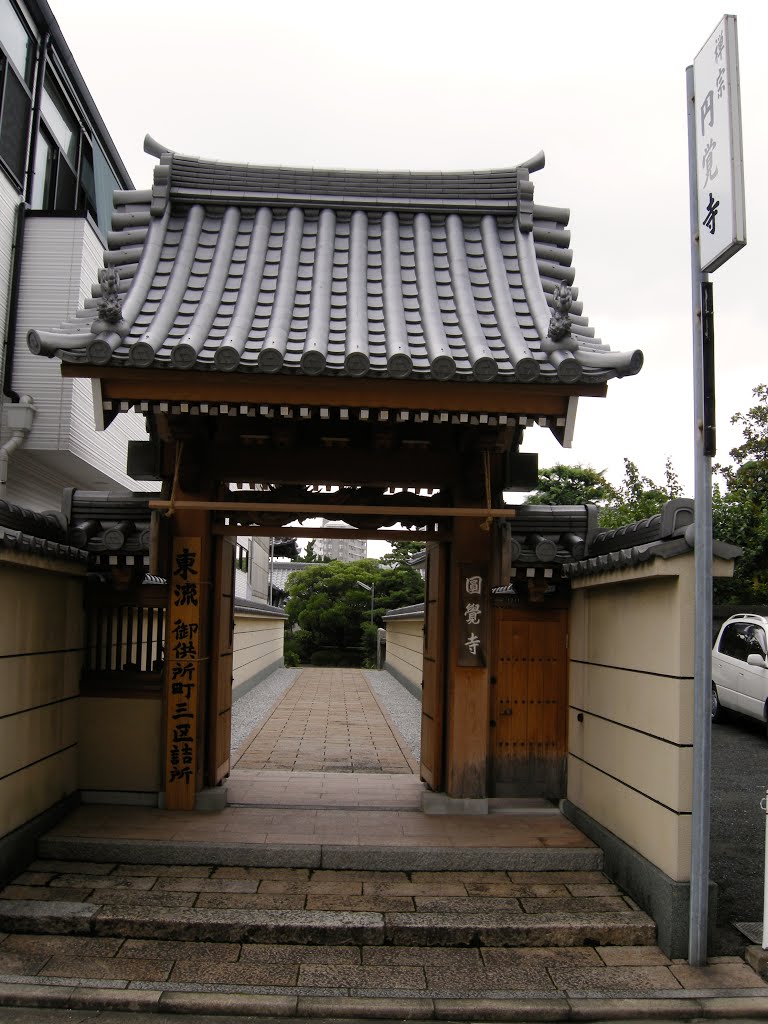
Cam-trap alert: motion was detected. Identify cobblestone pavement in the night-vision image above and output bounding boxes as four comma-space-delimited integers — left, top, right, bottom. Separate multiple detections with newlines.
0, 862, 763, 1008
234, 669, 417, 774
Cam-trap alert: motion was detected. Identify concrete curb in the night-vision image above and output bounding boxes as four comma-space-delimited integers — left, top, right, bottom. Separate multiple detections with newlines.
2, 981, 768, 1019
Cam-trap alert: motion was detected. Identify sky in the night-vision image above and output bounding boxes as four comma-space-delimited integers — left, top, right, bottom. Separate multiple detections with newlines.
52, 0, 766, 515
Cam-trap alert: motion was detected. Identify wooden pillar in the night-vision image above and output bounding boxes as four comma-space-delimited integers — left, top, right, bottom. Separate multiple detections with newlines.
162, 490, 214, 810
443, 515, 494, 798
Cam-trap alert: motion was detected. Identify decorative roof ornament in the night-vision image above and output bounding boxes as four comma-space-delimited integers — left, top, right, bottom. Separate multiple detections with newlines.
91, 268, 129, 339
546, 283, 576, 346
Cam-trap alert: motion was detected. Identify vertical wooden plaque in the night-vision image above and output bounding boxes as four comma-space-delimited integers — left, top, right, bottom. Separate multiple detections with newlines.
164, 537, 202, 810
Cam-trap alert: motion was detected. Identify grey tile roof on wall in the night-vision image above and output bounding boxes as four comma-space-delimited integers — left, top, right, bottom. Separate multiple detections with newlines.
63, 488, 152, 564
270, 560, 314, 594
0, 499, 87, 563
28, 137, 643, 386
562, 499, 741, 578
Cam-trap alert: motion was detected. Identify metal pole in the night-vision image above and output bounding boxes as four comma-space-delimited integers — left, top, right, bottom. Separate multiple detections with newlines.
763, 789, 768, 949
686, 63, 713, 967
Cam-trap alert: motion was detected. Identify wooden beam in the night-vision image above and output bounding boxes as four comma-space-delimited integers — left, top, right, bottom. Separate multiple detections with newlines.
62, 364, 606, 414
194, 447, 462, 488
213, 525, 451, 541
150, 499, 517, 519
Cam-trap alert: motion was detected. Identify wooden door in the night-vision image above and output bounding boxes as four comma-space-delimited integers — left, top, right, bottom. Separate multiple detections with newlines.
207, 536, 235, 786
492, 607, 568, 798
420, 542, 447, 790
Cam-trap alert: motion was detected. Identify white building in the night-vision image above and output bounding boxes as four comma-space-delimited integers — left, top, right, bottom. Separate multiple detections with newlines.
0, 0, 148, 511
314, 520, 367, 562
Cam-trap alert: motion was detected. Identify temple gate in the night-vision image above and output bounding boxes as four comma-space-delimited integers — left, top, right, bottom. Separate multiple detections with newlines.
28, 136, 643, 808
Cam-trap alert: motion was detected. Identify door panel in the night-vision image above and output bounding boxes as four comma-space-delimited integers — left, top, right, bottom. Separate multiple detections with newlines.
420, 542, 447, 789
492, 608, 567, 798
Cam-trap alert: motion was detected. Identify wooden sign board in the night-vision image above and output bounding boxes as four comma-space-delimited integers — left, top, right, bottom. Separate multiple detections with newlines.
164, 537, 202, 810
457, 563, 488, 667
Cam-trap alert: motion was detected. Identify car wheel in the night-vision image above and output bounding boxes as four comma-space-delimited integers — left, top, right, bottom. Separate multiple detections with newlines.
711, 683, 724, 723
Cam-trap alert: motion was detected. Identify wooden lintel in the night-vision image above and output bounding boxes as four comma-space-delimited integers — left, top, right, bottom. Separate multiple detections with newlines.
150, 499, 517, 519
62, 364, 607, 414
198, 448, 461, 488
213, 525, 451, 541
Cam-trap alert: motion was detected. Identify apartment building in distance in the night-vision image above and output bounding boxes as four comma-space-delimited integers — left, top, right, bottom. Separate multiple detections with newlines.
313, 520, 367, 562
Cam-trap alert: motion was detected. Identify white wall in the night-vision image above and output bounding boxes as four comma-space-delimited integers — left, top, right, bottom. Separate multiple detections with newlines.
233, 610, 285, 698
4, 215, 153, 511
384, 611, 424, 692
567, 553, 734, 881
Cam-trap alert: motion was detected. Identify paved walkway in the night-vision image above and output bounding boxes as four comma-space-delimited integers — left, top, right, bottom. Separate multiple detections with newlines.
234, 668, 417, 774
38, 802, 594, 857
227, 769, 424, 810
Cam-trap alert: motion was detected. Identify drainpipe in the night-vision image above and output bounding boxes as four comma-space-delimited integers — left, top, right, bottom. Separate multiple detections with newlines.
2, 29, 48, 404
2, 201, 27, 404
0, 395, 35, 498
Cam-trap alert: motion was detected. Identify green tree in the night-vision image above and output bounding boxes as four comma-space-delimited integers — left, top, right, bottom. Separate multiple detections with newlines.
381, 540, 426, 567
284, 558, 424, 667
599, 457, 682, 529
713, 384, 768, 603
525, 464, 616, 506
297, 539, 329, 563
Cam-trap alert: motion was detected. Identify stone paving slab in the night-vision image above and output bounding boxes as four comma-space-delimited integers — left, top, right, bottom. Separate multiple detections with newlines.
235, 669, 417, 775
0, 864, 658, 949
1, 979, 768, 1019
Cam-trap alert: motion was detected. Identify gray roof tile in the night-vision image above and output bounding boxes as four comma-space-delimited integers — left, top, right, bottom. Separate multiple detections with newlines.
28, 143, 643, 384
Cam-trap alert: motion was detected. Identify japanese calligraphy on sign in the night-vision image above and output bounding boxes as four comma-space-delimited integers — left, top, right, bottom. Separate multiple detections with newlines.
458, 566, 488, 667
164, 537, 202, 809
692, 15, 746, 273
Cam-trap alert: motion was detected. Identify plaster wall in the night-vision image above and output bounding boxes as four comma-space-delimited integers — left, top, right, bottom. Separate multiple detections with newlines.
0, 555, 84, 842
233, 611, 285, 697
248, 538, 269, 602
567, 554, 732, 882
384, 614, 424, 692
78, 697, 161, 793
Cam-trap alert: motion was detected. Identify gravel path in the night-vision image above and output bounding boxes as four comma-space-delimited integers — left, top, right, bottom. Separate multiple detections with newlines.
230, 667, 300, 754
364, 669, 421, 762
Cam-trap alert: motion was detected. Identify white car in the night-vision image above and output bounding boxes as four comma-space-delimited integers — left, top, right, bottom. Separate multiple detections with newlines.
712, 614, 768, 730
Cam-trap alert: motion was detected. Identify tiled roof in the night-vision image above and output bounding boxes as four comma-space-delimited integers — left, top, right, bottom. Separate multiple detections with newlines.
234, 596, 287, 619
502, 503, 598, 568
270, 560, 314, 594
29, 138, 643, 386
63, 489, 153, 568
0, 500, 86, 563
562, 499, 741, 578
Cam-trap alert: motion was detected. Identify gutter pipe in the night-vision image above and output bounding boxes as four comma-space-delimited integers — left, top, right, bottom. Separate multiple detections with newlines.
0, 395, 35, 497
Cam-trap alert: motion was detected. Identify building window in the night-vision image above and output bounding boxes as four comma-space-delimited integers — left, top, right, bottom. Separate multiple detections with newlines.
0, 0, 34, 184
31, 69, 120, 236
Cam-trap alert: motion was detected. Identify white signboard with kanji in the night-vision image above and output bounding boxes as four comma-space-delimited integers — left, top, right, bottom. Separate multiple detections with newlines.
693, 15, 746, 272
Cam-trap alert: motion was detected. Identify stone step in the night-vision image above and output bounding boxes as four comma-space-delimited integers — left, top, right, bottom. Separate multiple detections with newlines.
37, 835, 604, 873
2, 932, 763, 1016
0, 899, 656, 948
0, 863, 655, 949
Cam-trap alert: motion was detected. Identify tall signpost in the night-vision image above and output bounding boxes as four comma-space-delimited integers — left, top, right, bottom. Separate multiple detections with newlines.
687, 14, 746, 966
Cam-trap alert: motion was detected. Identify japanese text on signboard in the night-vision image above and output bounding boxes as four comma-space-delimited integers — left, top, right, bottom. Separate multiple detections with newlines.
693, 15, 746, 272
458, 567, 487, 667
165, 538, 201, 799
